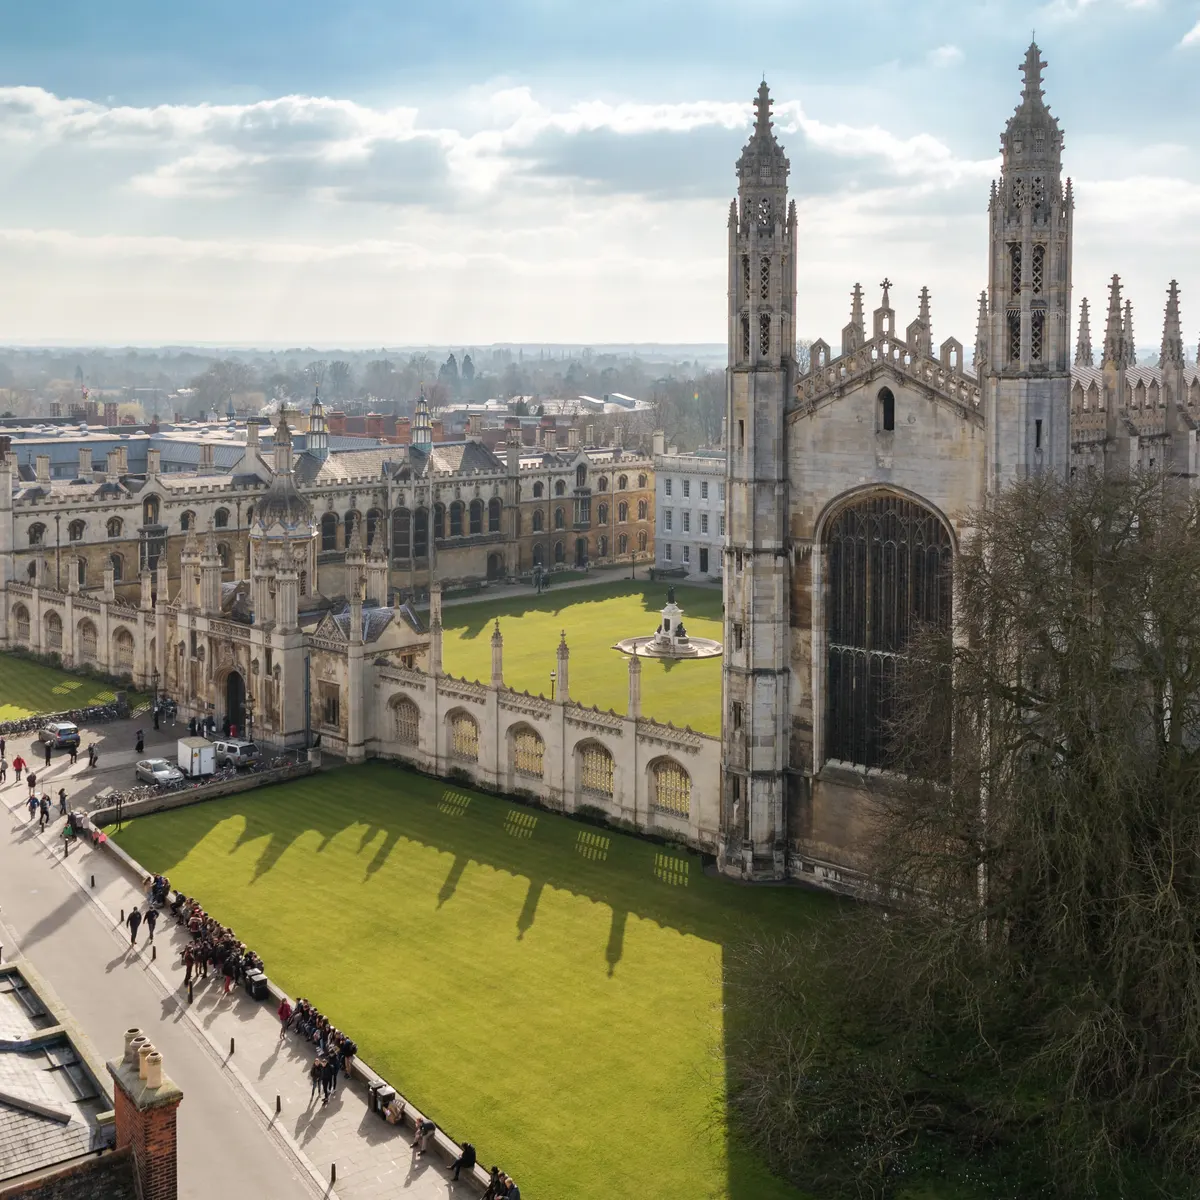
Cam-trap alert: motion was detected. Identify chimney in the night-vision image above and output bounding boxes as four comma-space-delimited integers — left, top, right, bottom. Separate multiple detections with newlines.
108, 1033, 183, 1200
328, 411, 347, 436
245, 421, 259, 449
198, 444, 214, 473
117, 445, 128, 474
585, 423, 594, 445
104, 401, 119, 427
107, 449, 122, 477
547, 430, 557, 454
567, 427, 579, 451
613, 423, 623, 448
35, 454, 50, 484
652, 430, 665, 456
431, 419, 444, 442
77, 446, 93, 477
395, 417, 411, 444
147, 448, 161, 477
365, 412, 384, 438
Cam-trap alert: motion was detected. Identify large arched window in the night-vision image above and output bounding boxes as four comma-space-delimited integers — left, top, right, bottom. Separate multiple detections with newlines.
554, 540, 565, 564
44, 610, 62, 649
532, 510, 544, 533
637, 530, 647, 552
576, 464, 587, 487
180, 510, 196, 532
214, 507, 230, 528
28, 523, 45, 547
113, 627, 135, 671
469, 499, 483, 535
651, 759, 691, 816
578, 741, 614, 797
532, 543, 545, 567
13, 603, 29, 642
825, 492, 953, 770
77, 619, 98, 663
618, 502, 628, 523
597, 502, 608, 525
510, 725, 545, 778
393, 508, 411, 559
555, 480, 566, 497
68, 519, 85, 542
142, 496, 160, 525
392, 696, 420, 746
533, 481, 544, 499
433, 503, 445, 541
320, 512, 338, 552
554, 506, 565, 530
449, 710, 479, 762
107, 517, 123, 538
449, 501, 464, 537
413, 508, 429, 558
637, 499, 647, 521
488, 497, 501, 533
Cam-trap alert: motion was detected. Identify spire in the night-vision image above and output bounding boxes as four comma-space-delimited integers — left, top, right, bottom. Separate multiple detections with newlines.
1000, 40, 1062, 176
1123, 299, 1136, 366
842, 283, 866, 356
1103, 275, 1125, 368
412, 386, 433, 451
906, 287, 933, 358
1161, 280, 1184, 369
735, 79, 789, 192
273, 406, 293, 477
308, 386, 329, 462
974, 290, 989, 371
1020, 41, 1047, 109
850, 283, 864, 331
754, 80, 772, 139
182, 522, 200, 558
203, 519, 218, 561
1075, 297, 1093, 366
347, 518, 364, 557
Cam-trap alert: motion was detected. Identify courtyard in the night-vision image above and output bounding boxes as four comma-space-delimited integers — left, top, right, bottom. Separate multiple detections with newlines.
0, 653, 144, 720
113, 764, 820, 1200
441, 580, 723, 735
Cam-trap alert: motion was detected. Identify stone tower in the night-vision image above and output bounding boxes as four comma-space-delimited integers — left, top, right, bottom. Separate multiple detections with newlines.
984, 42, 1073, 492
720, 82, 796, 880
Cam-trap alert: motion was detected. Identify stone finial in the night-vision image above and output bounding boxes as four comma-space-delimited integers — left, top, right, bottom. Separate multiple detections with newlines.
1123, 299, 1136, 366
203, 520, 218, 560
182, 522, 200, 558
1103, 275, 1125, 368
555, 630, 570, 702
1020, 41, 1047, 107
347, 519, 364, 557
1075, 297, 1094, 366
973, 291, 989, 371
850, 283, 864, 330
906, 286, 933, 358
627, 651, 642, 719
490, 619, 503, 689
1160, 280, 1184, 370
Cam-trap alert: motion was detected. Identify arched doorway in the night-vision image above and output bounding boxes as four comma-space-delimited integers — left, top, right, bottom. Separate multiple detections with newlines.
487, 553, 503, 581
575, 537, 588, 568
225, 670, 246, 736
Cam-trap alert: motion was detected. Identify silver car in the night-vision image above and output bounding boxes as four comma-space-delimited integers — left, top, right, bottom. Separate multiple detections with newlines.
135, 758, 184, 786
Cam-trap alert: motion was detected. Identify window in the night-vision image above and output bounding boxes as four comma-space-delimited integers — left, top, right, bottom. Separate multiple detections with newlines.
652, 759, 691, 816
720, 483, 725, 500
44, 610, 62, 649
741, 315, 750, 360
1031, 309, 1044, 362
488, 497, 502, 533
180, 510, 195, 531
392, 697, 420, 746
759, 312, 770, 356
532, 543, 545, 567
682, 479, 690, 498
665, 544, 672, 561
13, 604, 29, 642
701, 513, 709, 535
142, 496, 160, 525
77, 558, 86, 587
1035, 418, 1043, 451
77, 619, 97, 663
1008, 309, 1021, 362
28, 523, 45, 546
597, 503, 608, 525
760, 256, 770, 301
637, 499, 647, 521
321, 512, 338, 552
618, 502, 628, 523
734, 623, 744, 650
637, 530, 647, 552
579, 742, 614, 797
393, 508, 411, 558
413, 508, 429, 557
320, 682, 341, 728
731, 701, 743, 730
1032, 244, 1045, 296
216, 543, 230, 569
665, 510, 673, 531
533, 510, 545, 532
555, 480, 566, 496
737, 420, 745, 450
533, 481, 544, 499
554, 540, 565, 563
682, 512, 690, 533
554, 507, 565, 530
113, 628, 134, 671
68, 520, 85, 541
825, 493, 953, 770
618, 475, 628, 491
719, 516, 726, 536
107, 517, 123, 538
450, 502, 464, 537
433, 504, 445, 541
597, 476, 608, 492
469, 499, 483, 535
682, 545, 690, 564
299, 570, 308, 596
597, 535, 608, 557
618, 534, 628, 555
638, 474, 647, 488
742, 254, 750, 301
109, 553, 123, 582
511, 726, 545, 778
576, 464, 587, 487
214, 507, 230, 529
450, 711, 478, 760
665, 479, 672, 497
701, 481, 708, 500
1009, 243, 1022, 294
878, 386, 895, 432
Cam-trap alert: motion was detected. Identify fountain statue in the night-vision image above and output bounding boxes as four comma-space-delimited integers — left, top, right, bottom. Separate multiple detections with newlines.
614, 589, 722, 660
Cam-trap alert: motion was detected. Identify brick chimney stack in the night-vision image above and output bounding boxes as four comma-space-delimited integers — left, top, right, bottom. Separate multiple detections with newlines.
108, 1028, 183, 1200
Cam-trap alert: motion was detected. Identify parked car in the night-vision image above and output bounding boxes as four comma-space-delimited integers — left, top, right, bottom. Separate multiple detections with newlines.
212, 739, 260, 769
39, 722, 80, 749
135, 758, 184, 786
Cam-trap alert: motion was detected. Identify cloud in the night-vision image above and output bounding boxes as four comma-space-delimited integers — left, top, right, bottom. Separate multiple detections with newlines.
928, 44, 964, 67
1181, 18, 1200, 46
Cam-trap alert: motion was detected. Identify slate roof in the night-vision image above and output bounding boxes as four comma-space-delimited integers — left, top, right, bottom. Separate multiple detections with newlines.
328, 604, 396, 643
294, 448, 400, 484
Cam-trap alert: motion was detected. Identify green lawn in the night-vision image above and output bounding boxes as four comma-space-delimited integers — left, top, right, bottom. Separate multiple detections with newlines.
0, 654, 144, 720
441, 581, 723, 735
113, 764, 823, 1200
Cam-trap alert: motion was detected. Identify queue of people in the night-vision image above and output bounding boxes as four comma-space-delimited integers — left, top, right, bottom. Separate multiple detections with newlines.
278, 996, 358, 1107
169, 893, 264, 995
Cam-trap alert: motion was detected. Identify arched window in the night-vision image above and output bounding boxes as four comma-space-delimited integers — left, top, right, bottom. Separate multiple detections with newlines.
760, 256, 770, 301
597, 476, 608, 492
216, 543, 230, 569
26, 561, 36, 582
68, 519, 85, 542
555, 480, 566, 496
142, 496, 160, 525
637, 530, 647, 552
1031, 244, 1045, 296
618, 475, 628, 491
214, 507, 230, 528
554, 540, 565, 564
299, 570, 308, 596
343, 510, 360, 545
320, 512, 338, 552
413, 508, 429, 558
759, 312, 771, 356
825, 492, 953, 770
741, 314, 751, 360
393, 508, 411, 559
449, 710, 479, 762
637, 474, 647, 489
28, 523, 45, 547
578, 741, 614, 797
449, 501, 464, 537
554, 506, 566, 530
1009, 243, 1022, 294
576, 464, 587, 487
107, 517, 123, 538
246, 505, 254, 525
44, 610, 62, 649
392, 696, 420, 746
618, 502, 628, 523
597, 502, 608, 525
1031, 309, 1045, 362
433, 503, 445, 541
532, 510, 545, 533
533, 481, 544, 499
76, 558, 86, 587
488, 497, 502, 533
618, 533, 628, 555
77, 619, 98, 663
532, 543, 545, 567
511, 725, 545, 778
113, 627, 134, 671
598, 535, 608, 557
13, 603, 29, 642
637, 499, 647, 520
878, 387, 895, 432
469, 499, 483, 535
1008, 309, 1021, 363
651, 759, 691, 815
180, 510, 196, 531
366, 508, 384, 547
109, 553, 123, 582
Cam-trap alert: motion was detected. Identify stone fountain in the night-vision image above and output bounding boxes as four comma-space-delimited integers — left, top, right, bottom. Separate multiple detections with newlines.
614, 587, 723, 660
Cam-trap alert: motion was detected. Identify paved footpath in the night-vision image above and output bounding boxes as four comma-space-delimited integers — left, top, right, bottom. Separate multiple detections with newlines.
0, 723, 465, 1200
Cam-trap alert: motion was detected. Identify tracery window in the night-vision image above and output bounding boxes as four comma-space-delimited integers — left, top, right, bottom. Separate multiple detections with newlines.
393, 508, 411, 558
28, 523, 45, 547
113, 628, 134, 671
741, 315, 750, 360
618, 534, 628, 555
1009, 243, 1022, 294
450, 711, 479, 761
469, 499, 483, 535
760, 257, 770, 301
511, 726, 544, 778
741, 255, 750, 301
555, 480, 566, 496
825, 493, 952, 770
759, 312, 771, 356
488, 498, 502, 533
618, 502, 628, 523
1012, 177, 1027, 211
214, 507, 230, 528
450, 502, 464, 537
13, 604, 29, 642
1031, 244, 1045, 295
68, 520, 85, 542
578, 741, 614, 797
652, 759, 691, 816
1008, 309, 1021, 362
320, 512, 338, 551
107, 517, 123, 538
1030, 309, 1045, 362
637, 530, 647, 552
554, 507, 565, 530
637, 499, 647, 520
1032, 175, 1045, 207
532, 510, 544, 533
77, 619, 98, 663
413, 508, 429, 557
393, 697, 420, 746
44, 610, 62, 649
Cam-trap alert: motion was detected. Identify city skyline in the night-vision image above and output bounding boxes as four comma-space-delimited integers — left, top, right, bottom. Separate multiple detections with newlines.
1, 2, 1198, 346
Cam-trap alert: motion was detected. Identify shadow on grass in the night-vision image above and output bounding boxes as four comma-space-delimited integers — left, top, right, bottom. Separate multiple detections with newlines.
115, 761, 827, 1200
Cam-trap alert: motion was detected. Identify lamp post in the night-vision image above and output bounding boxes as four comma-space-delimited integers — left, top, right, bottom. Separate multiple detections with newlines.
549, 669, 557, 702
245, 693, 255, 746
151, 669, 159, 708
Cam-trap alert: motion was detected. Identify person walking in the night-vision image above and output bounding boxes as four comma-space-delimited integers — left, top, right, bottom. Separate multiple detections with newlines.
277, 997, 293, 1040
321, 1055, 337, 1105
1, 735, 7, 758
69, 742, 77, 765
0, 757, 8, 785
57, 787, 67, 816
135, 729, 144, 754
152, 705, 160, 731
126, 906, 142, 947
182, 942, 195, 987
38, 794, 49, 831
26, 793, 37, 822
25, 770, 36, 799
86, 744, 97, 769
144, 908, 158, 943
12, 753, 25, 783
43, 740, 51, 768
308, 1056, 324, 1105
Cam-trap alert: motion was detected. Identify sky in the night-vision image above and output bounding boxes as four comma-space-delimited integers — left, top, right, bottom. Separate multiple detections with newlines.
0, 1, 1198, 349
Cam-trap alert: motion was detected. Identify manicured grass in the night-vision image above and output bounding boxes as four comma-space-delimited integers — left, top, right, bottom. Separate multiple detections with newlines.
0, 654, 143, 720
441, 581, 723, 734
113, 764, 823, 1200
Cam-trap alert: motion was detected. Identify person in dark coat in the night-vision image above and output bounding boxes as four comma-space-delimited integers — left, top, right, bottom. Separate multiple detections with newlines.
135, 729, 144, 754
38, 794, 50, 831
144, 908, 158, 943
43, 740, 51, 767
126, 906, 142, 947
450, 1142, 477, 1181
58, 787, 67, 816
320, 1056, 337, 1104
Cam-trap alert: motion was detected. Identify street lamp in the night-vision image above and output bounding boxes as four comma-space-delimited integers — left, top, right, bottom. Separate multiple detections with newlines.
549, 669, 557, 701
245, 694, 255, 746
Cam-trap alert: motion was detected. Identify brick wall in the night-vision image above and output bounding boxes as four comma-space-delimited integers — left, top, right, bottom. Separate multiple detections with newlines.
0, 1150, 138, 1200
113, 1084, 178, 1200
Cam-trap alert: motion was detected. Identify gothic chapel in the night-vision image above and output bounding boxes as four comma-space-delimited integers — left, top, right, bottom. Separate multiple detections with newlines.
719, 43, 1200, 885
